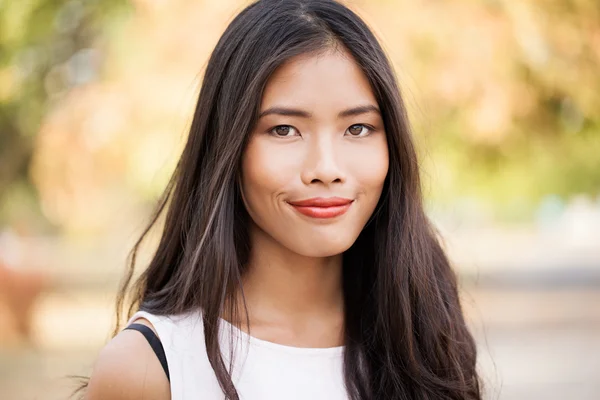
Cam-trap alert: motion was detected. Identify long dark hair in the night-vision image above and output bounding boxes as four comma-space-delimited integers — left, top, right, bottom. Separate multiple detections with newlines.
113, 0, 481, 399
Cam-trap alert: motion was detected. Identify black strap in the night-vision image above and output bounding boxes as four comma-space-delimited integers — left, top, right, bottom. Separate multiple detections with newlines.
125, 323, 171, 382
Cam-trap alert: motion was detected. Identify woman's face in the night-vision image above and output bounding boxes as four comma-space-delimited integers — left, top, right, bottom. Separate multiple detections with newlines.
241, 48, 389, 257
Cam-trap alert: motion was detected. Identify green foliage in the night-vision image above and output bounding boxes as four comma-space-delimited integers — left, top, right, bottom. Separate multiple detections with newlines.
0, 0, 130, 226
0, 0, 598, 228
408, 0, 600, 220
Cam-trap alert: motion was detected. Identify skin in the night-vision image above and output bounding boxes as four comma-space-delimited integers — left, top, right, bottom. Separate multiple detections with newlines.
235, 47, 388, 346
86, 318, 170, 399
86, 47, 388, 399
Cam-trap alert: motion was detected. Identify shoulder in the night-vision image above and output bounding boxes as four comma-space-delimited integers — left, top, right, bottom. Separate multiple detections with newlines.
86, 319, 170, 400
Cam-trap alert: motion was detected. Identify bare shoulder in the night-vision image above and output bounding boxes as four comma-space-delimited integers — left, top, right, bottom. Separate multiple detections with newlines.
86, 318, 170, 400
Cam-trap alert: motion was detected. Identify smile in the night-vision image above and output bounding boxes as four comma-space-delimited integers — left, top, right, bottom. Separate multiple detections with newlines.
287, 197, 354, 219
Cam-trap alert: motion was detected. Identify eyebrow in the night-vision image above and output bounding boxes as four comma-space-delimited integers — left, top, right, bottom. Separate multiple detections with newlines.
258, 104, 381, 119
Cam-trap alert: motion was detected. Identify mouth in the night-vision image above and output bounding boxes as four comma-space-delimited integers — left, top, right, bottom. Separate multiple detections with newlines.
287, 197, 354, 219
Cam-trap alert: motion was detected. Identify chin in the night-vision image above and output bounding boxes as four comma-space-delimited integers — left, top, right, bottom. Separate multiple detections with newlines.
292, 233, 357, 258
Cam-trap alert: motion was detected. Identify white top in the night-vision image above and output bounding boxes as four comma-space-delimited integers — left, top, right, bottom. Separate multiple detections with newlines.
128, 310, 348, 400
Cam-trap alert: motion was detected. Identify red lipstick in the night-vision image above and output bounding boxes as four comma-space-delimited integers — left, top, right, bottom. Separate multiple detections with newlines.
287, 197, 353, 219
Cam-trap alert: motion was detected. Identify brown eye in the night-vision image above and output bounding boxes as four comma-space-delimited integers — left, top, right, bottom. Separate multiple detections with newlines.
346, 124, 369, 137
270, 125, 297, 137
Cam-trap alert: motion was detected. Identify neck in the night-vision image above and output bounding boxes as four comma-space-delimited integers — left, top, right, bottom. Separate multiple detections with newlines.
236, 222, 345, 328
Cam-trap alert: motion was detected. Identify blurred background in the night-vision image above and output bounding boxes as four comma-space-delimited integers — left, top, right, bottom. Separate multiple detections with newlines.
0, 0, 598, 399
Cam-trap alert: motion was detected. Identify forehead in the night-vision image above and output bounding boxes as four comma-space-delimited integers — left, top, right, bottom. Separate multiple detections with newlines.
260, 48, 377, 111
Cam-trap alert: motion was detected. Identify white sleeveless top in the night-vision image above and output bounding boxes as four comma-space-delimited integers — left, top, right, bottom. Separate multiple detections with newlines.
128, 310, 348, 400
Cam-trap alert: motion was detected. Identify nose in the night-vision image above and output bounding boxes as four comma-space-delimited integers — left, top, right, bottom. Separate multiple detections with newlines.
300, 135, 346, 186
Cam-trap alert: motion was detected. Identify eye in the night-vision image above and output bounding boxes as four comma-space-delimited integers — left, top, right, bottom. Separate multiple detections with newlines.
268, 125, 299, 137
345, 124, 372, 137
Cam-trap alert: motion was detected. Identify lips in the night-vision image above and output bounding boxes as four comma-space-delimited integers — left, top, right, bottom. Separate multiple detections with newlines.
287, 197, 353, 219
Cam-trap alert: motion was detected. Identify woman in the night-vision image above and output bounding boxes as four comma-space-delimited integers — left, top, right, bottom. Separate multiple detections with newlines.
86, 0, 481, 399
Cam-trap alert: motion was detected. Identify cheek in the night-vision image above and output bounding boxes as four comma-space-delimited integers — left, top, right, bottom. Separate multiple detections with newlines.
240, 136, 297, 207
346, 137, 389, 192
